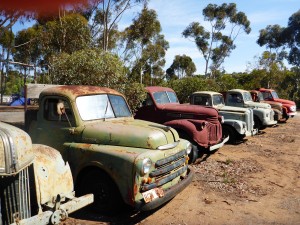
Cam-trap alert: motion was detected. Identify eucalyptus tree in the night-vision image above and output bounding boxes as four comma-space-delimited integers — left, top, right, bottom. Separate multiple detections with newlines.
78, 0, 148, 51
257, 10, 300, 92
283, 10, 300, 67
0, 8, 32, 101
122, 6, 169, 84
182, 3, 251, 78
41, 13, 91, 55
167, 54, 196, 79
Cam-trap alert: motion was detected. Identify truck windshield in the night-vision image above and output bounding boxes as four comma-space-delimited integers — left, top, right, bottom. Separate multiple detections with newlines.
243, 92, 253, 101
271, 91, 279, 99
153, 91, 179, 104
76, 94, 131, 120
212, 95, 224, 105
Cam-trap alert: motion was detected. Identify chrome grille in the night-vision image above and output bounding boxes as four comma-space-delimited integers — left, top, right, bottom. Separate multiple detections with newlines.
206, 123, 219, 143
246, 109, 254, 132
0, 165, 37, 225
270, 109, 275, 120
141, 149, 187, 192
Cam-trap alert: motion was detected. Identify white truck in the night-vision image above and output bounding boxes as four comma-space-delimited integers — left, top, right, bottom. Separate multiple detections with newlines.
222, 89, 277, 129
190, 91, 257, 143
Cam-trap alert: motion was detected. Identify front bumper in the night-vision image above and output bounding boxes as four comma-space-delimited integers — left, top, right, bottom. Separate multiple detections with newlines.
136, 167, 194, 211
209, 135, 229, 151
245, 128, 258, 137
10, 194, 93, 225
262, 119, 277, 126
287, 112, 297, 117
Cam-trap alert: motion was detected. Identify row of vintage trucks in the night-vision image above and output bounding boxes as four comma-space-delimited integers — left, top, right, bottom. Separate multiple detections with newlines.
0, 84, 297, 224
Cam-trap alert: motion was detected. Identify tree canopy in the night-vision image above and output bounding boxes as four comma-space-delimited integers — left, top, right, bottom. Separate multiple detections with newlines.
166, 55, 196, 79
183, 3, 251, 78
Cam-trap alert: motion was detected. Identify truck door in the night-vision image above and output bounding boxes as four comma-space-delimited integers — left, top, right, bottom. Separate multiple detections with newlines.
135, 93, 159, 123
36, 97, 75, 159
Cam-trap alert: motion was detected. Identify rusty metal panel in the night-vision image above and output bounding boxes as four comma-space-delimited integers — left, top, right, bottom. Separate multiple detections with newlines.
32, 144, 74, 206
26, 84, 61, 99
0, 122, 35, 175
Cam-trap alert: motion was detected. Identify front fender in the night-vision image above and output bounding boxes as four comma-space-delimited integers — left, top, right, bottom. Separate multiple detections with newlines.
65, 142, 140, 206
164, 119, 209, 148
223, 119, 246, 135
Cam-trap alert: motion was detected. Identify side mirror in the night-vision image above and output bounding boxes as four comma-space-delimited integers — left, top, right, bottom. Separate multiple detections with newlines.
57, 101, 65, 115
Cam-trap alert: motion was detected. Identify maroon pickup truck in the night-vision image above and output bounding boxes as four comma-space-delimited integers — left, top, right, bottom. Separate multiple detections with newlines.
134, 86, 228, 163
258, 88, 297, 120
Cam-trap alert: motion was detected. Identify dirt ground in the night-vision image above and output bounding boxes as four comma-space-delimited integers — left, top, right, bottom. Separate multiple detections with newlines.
63, 113, 300, 225
0, 109, 299, 225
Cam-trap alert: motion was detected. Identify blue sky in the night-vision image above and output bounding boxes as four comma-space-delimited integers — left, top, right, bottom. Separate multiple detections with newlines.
120, 0, 300, 74
12, 0, 300, 74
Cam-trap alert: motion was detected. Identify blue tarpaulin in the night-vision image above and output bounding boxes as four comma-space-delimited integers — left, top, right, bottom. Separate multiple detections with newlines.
9, 97, 30, 106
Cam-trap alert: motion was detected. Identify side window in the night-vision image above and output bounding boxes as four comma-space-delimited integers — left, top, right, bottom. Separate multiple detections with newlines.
194, 96, 209, 106
142, 94, 154, 106
228, 93, 242, 106
262, 92, 271, 100
44, 98, 74, 123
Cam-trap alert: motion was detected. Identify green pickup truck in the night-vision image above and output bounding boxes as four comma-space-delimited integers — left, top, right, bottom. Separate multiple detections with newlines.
24, 84, 194, 212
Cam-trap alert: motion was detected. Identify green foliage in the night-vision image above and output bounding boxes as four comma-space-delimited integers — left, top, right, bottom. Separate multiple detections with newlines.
78, 0, 148, 51
13, 25, 42, 65
4, 70, 23, 94
41, 13, 91, 55
257, 25, 285, 51
49, 48, 150, 111
123, 82, 146, 114
284, 10, 300, 67
167, 55, 196, 79
215, 74, 242, 92
123, 7, 168, 84
168, 76, 218, 103
183, 3, 251, 77
50, 49, 126, 88
0, 27, 14, 48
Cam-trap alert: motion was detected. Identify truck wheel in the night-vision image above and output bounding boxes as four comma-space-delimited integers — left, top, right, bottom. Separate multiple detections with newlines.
254, 116, 262, 130
222, 125, 236, 144
177, 130, 198, 164
188, 144, 198, 164
79, 170, 124, 213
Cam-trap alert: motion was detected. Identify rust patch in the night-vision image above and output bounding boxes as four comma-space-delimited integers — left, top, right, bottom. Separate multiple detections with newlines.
41, 85, 123, 100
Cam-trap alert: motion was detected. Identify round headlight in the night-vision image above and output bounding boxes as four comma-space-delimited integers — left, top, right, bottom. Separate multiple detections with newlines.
186, 142, 192, 155
142, 158, 152, 175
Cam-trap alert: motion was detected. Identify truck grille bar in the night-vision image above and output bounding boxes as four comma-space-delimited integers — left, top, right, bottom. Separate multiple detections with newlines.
141, 150, 187, 192
207, 123, 219, 142
0, 166, 35, 225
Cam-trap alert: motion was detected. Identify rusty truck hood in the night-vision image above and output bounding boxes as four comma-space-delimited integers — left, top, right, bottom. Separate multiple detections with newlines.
80, 118, 179, 150
157, 103, 219, 122
273, 98, 296, 106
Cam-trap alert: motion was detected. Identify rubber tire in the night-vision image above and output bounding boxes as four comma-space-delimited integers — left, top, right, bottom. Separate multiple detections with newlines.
177, 130, 199, 164
78, 170, 124, 213
188, 144, 198, 164
222, 125, 236, 144
254, 116, 262, 130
